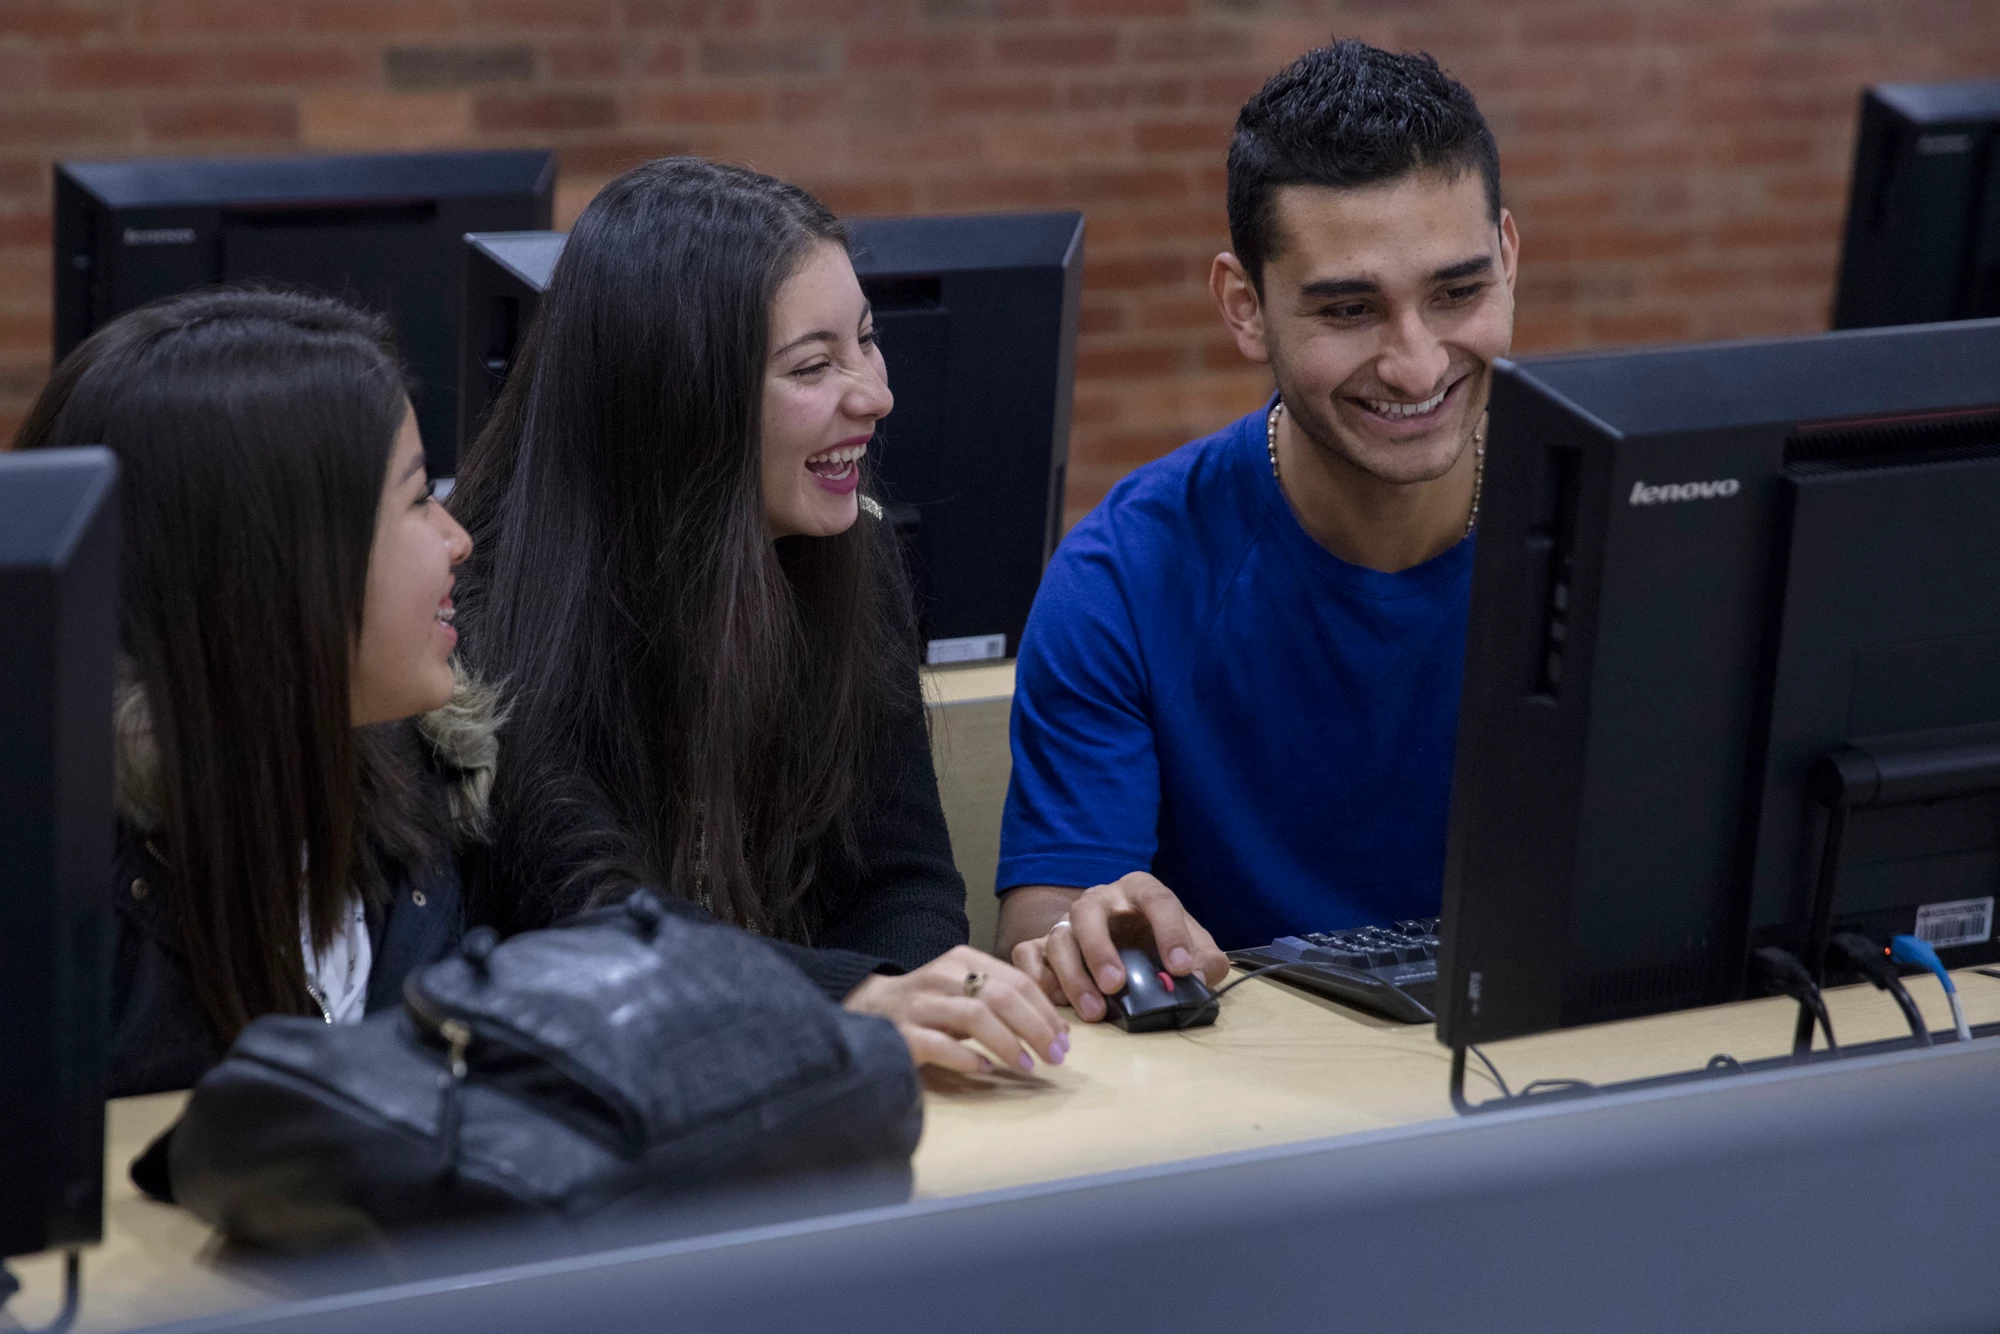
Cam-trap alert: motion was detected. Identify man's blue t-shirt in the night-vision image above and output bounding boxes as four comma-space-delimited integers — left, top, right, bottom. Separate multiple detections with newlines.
997, 406, 1472, 950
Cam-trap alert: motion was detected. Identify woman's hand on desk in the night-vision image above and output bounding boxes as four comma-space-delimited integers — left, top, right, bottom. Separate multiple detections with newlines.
1010, 872, 1231, 1022
844, 945, 1070, 1074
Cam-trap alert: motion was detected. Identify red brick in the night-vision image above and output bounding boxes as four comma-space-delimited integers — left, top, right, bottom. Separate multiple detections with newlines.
774, 84, 845, 122
699, 35, 839, 76
1068, 0, 1186, 16
1583, 310, 1694, 346
928, 81, 1059, 117
142, 100, 301, 143
1521, 8, 1644, 45
994, 31, 1118, 66
2, 2, 124, 40
470, 0, 620, 29
543, 40, 626, 80
474, 92, 619, 133
1067, 166, 1191, 203
1084, 253, 1188, 291
635, 89, 768, 124
1068, 76, 1190, 112
219, 45, 373, 86
637, 41, 688, 76
0, 216, 52, 248
813, 179, 919, 215
300, 0, 460, 34
1709, 216, 1841, 248
139, 0, 300, 34
848, 35, 979, 69
626, 0, 759, 26
1133, 119, 1228, 154
921, 0, 1055, 19
52, 48, 208, 90
0, 104, 134, 144
1078, 343, 1184, 378
557, 137, 697, 174
1131, 27, 1255, 63
927, 171, 1069, 209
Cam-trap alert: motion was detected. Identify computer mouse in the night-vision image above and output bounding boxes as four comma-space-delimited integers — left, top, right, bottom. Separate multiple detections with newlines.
1103, 946, 1219, 1032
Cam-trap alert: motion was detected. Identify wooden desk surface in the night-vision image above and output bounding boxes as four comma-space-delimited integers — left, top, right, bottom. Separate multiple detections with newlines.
15, 967, 2000, 1331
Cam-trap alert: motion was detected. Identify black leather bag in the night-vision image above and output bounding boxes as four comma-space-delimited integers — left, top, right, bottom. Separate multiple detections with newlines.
169, 892, 921, 1249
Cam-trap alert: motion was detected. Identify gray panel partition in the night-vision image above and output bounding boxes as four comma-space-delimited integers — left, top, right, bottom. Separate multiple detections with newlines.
156, 1039, 2000, 1334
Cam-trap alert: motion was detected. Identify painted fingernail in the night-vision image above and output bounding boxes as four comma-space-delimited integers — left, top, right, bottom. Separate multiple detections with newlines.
977, 1056, 995, 1074
1097, 966, 1122, 990
1081, 993, 1104, 1020
1046, 1040, 1065, 1064
1168, 948, 1193, 972
1018, 1052, 1036, 1072
1055, 1032, 1071, 1056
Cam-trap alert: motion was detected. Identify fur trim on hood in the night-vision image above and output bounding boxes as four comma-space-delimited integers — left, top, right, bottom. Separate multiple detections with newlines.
114, 663, 505, 845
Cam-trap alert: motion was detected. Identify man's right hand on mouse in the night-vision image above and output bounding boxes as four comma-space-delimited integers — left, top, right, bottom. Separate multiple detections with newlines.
1007, 872, 1231, 1022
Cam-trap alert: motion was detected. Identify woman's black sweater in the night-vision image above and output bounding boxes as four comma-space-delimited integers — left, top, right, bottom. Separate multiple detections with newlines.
466, 663, 971, 1003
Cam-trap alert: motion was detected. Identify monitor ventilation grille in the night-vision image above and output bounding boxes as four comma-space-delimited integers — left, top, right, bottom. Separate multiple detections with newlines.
1787, 407, 2000, 472
1582, 957, 1716, 1015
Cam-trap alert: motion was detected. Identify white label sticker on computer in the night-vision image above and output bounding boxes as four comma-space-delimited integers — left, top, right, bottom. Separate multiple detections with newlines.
926, 633, 1006, 666
1913, 896, 1994, 950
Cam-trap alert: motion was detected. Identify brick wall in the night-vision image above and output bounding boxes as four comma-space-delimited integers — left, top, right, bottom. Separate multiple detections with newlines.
2, 0, 1996, 521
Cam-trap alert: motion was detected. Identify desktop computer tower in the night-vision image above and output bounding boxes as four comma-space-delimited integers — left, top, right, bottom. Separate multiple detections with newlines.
1439, 319, 2000, 1047
461, 214, 1084, 663
1833, 79, 2000, 330
54, 149, 556, 476
0, 449, 119, 1259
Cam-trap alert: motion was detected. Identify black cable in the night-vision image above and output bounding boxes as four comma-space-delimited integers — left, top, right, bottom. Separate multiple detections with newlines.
1207, 961, 1315, 1001
1466, 1044, 1511, 1098
1830, 931, 1930, 1046
1212, 961, 1437, 1024
0, 1252, 82, 1334
1754, 946, 1839, 1057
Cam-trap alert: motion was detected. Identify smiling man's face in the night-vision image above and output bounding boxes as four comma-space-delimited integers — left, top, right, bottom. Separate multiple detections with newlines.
1255, 170, 1517, 486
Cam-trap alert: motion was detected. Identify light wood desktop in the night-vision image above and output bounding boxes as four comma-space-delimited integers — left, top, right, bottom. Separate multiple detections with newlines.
14, 661, 2000, 1328
14, 967, 2000, 1332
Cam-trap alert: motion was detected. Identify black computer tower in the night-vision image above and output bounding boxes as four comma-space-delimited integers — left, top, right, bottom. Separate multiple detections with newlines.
0, 449, 118, 1259
1439, 320, 2000, 1047
54, 149, 556, 475
462, 213, 1083, 663
1833, 80, 2000, 330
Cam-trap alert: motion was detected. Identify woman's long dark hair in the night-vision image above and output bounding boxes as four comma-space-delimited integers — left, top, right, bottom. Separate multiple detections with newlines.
451, 157, 912, 940
14, 287, 441, 1042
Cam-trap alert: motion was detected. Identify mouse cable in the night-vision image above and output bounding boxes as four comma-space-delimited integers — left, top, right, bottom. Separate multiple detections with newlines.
1466, 1044, 1511, 1098
0, 1251, 82, 1334
1890, 935, 1972, 1043
1207, 961, 1314, 1001
1828, 932, 1931, 1046
1754, 947, 1839, 1059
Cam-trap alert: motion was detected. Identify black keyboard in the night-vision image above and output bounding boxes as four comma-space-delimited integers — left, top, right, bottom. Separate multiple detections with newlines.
1226, 918, 1440, 1025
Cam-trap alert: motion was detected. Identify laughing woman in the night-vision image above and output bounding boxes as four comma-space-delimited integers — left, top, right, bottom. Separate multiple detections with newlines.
15, 288, 493, 1100
450, 158, 1068, 1076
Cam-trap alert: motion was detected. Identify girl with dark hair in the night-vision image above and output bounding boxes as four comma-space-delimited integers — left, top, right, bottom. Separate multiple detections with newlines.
16, 286, 497, 1099
452, 157, 1068, 1075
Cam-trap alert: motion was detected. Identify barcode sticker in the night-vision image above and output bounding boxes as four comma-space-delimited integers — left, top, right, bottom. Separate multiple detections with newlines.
926, 633, 1007, 666
1913, 896, 1995, 950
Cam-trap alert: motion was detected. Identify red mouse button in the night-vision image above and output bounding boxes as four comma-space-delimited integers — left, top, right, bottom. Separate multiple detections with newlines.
1158, 971, 1175, 992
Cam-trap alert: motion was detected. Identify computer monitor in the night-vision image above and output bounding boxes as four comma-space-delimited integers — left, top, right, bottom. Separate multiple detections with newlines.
0, 448, 118, 1260
1438, 318, 2000, 1048
460, 212, 1084, 664
54, 149, 556, 476
1832, 79, 2000, 330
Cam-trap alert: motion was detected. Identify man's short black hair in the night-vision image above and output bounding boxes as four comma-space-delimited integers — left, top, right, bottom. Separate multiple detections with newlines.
1227, 40, 1501, 289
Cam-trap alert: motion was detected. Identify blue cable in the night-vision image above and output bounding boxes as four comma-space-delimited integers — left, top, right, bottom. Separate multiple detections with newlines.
1890, 935, 1972, 1043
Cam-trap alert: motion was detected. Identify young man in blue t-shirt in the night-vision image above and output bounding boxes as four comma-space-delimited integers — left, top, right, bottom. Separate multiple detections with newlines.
997, 40, 1520, 1023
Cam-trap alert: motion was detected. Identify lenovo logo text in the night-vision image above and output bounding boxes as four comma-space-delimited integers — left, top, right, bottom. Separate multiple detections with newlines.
1629, 478, 1740, 506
